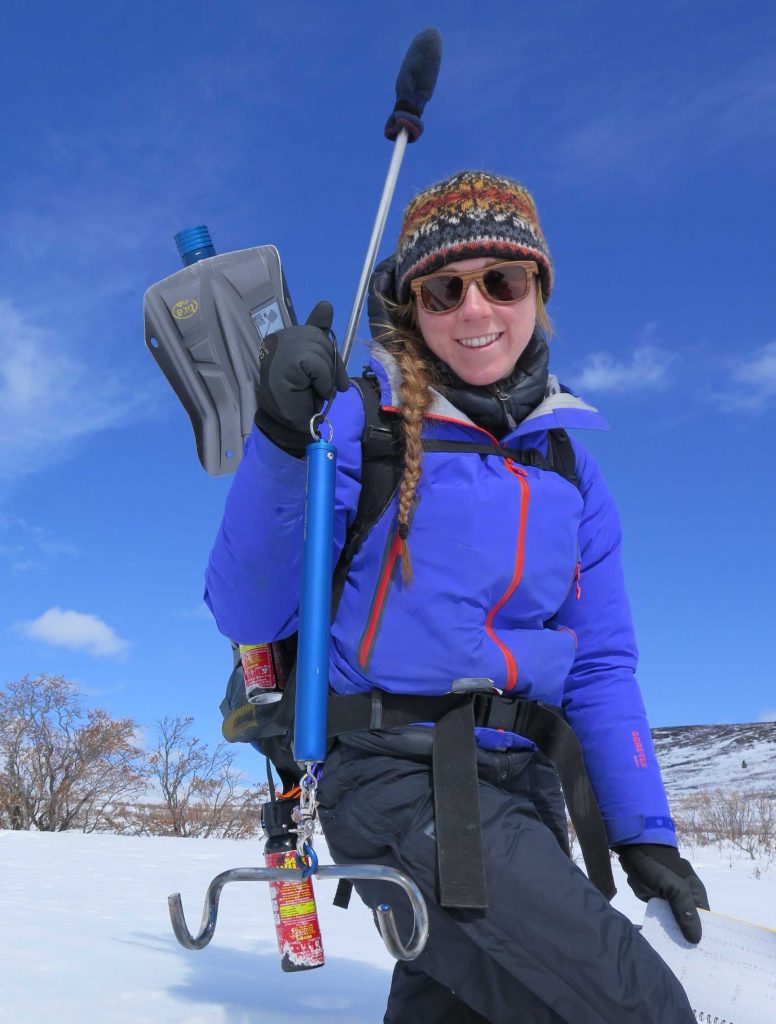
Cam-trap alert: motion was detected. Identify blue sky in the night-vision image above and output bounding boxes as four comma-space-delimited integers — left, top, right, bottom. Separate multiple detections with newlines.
1, 1, 774, 779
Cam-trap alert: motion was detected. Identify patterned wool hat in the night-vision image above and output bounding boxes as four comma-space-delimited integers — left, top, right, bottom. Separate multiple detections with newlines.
395, 170, 553, 303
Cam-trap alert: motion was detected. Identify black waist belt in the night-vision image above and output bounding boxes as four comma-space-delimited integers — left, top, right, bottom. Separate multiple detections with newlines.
225, 678, 616, 909
326, 689, 617, 909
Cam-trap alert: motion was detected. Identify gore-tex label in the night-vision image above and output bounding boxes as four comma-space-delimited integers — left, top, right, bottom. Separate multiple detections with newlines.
632, 730, 648, 768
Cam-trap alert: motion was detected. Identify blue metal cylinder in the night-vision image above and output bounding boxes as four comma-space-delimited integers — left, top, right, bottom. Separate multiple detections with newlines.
174, 225, 216, 267
294, 438, 337, 763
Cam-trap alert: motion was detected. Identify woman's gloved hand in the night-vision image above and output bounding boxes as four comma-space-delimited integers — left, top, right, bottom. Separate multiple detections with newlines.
615, 843, 709, 943
255, 300, 349, 456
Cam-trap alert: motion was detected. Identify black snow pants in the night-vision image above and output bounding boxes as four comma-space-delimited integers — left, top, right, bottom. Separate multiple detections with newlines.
317, 738, 695, 1024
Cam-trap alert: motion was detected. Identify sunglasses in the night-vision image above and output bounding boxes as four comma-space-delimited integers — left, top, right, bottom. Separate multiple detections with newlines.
411, 260, 539, 315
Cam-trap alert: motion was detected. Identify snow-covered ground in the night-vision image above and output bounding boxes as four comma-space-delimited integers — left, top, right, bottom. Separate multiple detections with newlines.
2, 829, 776, 1023
653, 722, 776, 798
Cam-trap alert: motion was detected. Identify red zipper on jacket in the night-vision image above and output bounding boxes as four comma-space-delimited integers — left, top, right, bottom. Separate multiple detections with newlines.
358, 529, 403, 670
358, 407, 531, 683
485, 459, 530, 690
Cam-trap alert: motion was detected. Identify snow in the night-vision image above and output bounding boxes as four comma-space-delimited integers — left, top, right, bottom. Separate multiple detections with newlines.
2, 829, 776, 1023
653, 723, 776, 798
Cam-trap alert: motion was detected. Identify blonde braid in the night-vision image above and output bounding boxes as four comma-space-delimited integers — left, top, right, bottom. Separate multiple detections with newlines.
377, 301, 436, 585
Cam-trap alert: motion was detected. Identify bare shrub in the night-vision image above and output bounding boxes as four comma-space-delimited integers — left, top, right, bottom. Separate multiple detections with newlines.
0, 674, 147, 832
673, 789, 776, 859
137, 715, 268, 838
672, 791, 716, 848
746, 792, 776, 860
0, 679, 270, 839
104, 787, 266, 839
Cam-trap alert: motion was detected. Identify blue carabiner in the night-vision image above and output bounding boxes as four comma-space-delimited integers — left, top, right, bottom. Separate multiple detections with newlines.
295, 842, 319, 879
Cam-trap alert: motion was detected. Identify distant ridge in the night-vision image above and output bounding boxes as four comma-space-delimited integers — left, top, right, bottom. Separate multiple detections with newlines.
652, 722, 776, 799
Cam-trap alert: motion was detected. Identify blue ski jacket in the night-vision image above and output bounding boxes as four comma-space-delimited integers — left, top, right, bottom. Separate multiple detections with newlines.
205, 347, 676, 849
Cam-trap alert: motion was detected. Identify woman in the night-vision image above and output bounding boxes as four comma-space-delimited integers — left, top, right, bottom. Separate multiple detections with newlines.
205, 171, 708, 1023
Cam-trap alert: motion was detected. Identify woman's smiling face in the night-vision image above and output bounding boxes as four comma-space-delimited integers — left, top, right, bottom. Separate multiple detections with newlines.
414, 256, 538, 386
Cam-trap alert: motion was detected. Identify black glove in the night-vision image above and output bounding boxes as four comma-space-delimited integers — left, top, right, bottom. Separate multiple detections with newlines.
255, 301, 349, 456
615, 843, 709, 943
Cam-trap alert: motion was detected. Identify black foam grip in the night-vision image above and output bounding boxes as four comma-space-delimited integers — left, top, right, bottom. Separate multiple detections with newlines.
394, 28, 442, 115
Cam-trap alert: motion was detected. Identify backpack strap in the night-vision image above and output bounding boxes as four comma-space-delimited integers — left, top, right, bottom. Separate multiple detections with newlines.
334, 372, 403, 595
546, 428, 580, 488
422, 428, 579, 488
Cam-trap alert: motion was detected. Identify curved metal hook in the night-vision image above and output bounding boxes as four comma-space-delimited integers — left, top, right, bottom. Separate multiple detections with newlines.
324, 864, 429, 960
168, 862, 429, 961
168, 867, 262, 951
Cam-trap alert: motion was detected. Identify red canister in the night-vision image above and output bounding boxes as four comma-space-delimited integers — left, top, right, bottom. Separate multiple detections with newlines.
262, 797, 325, 972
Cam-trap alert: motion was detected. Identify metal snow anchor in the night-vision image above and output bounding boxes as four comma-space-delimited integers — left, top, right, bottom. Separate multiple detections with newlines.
168, 861, 430, 961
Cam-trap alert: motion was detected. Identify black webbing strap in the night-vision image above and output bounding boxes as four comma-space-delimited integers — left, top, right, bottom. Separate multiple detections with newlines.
422, 430, 580, 487
337, 373, 403, 571
228, 682, 614, 904
325, 690, 616, 903
547, 429, 580, 488
433, 700, 489, 908
423, 439, 521, 457
332, 878, 353, 909
327, 689, 465, 734
485, 697, 616, 899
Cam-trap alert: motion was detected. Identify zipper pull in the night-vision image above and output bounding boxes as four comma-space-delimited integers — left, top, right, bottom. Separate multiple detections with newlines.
575, 561, 581, 600
494, 387, 517, 431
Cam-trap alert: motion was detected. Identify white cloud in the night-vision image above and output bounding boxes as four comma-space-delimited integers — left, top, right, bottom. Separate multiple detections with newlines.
0, 514, 78, 568
0, 299, 160, 481
16, 607, 129, 658
555, 56, 776, 185
719, 341, 776, 413
758, 709, 776, 723
572, 344, 674, 395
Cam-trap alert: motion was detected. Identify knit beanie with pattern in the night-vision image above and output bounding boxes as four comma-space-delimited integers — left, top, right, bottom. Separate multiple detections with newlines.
394, 170, 553, 303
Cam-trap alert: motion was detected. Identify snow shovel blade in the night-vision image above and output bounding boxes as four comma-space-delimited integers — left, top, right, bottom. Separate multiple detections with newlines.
144, 244, 297, 476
